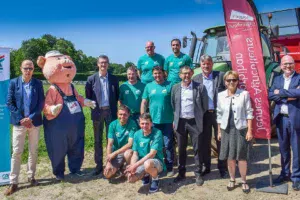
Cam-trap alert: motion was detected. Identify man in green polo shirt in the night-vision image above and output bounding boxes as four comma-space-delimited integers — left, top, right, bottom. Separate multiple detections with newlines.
125, 113, 165, 193
164, 39, 193, 84
104, 105, 138, 179
137, 41, 165, 84
119, 66, 145, 125
140, 66, 174, 177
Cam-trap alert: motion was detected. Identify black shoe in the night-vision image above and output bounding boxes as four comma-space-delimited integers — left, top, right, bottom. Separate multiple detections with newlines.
28, 177, 39, 186
227, 180, 235, 191
142, 175, 150, 186
71, 171, 85, 177
241, 182, 250, 194
174, 174, 186, 183
273, 175, 291, 184
292, 181, 300, 191
149, 179, 159, 193
195, 174, 204, 186
220, 171, 228, 179
55, 175, 65, 181
4, 184, 18, 196
200, 169, 211, 177
92, 169, 103, 176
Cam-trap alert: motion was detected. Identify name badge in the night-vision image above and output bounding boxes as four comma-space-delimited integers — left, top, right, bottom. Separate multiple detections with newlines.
67, 101, 82, 114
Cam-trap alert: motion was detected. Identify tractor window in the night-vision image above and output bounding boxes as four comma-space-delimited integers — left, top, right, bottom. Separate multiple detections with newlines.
203, 35, 231, 62
261, 35, 271, 57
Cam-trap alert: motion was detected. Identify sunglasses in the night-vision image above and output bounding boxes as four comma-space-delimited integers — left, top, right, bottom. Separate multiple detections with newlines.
226, 79, 238, 83
22, 67, 34, 71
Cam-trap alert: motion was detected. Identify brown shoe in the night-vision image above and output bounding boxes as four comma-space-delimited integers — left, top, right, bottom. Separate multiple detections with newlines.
4, 184, 18, 196
28, 178, 39, 186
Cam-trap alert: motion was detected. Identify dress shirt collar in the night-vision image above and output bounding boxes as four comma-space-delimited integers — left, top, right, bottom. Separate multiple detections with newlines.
203, 72, 213, 80
283, 71, 295, 80
181, 81, 193, 89
99, 72, 108, 79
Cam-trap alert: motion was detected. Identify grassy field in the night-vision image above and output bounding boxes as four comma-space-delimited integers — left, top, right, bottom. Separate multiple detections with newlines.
20, 84, 105, 163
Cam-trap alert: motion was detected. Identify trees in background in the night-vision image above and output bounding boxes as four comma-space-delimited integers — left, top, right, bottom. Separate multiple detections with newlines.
10, 34, 134, 79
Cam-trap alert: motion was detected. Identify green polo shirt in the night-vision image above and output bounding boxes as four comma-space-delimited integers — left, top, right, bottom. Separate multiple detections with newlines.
142, 80, 174, 124
164, 52, 193, 84
108, 119, 138, 152
137, 53, 165, 84
132, 128, 166, 171
119, 81, 145, 114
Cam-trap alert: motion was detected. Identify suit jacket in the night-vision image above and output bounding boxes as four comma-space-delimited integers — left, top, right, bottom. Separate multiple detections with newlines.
7, 76, 45, 126
269, 72, 300, 130
171, 80, 208, 133
193, 71, 225, 109
85, 72, 119, 121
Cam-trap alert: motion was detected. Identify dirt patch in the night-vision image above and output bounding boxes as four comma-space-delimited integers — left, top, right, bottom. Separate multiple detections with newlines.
0, 139, 298, 200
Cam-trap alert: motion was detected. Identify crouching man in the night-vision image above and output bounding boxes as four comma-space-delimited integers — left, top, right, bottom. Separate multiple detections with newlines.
125, 113, 166, 193
104, 105, 138, 179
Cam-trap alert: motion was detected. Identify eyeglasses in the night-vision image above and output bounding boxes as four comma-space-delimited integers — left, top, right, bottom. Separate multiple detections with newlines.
225, 79, 238, 83
22, 67, 34, 71
282, 62, 295, 66
145, 46, 154, 49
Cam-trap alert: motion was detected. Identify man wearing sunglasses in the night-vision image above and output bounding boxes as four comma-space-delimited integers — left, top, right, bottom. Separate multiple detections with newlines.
269, 55, 300, 191
193, 54, 228, 178
137, 41, 165, 84
5, 60, 45, 196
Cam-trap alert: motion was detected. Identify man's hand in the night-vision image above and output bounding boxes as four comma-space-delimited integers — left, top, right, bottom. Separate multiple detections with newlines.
245, 130, 253, 141
106, 152, 117, 162
274, 89, 280, 95
20, 118, 33, 128
103, 162, 114, 177
125, 163, 138, 175
84, 99, 96, 109
50, 104, 63, 116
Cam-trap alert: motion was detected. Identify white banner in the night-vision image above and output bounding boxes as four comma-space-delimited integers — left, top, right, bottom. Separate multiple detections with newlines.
0, 47, 11, 185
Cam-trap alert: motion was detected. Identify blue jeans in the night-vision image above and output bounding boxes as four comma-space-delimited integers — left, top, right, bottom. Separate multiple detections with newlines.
154, 123, 174, 171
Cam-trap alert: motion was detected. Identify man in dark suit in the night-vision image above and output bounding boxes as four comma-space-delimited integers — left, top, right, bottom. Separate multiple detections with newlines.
85, 55, 119, 176
269, 55, 300, 191
5, 60, 45, 196
193, 55, 228, 178
171, 66, 208, 186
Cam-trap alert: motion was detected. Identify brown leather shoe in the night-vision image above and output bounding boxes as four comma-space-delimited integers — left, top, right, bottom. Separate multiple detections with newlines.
28, 177, 39, 186
4, 184, 18, 196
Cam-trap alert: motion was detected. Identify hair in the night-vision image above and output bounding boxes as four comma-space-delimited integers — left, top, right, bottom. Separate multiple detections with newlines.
139, 113, 152, 122
180, 66, 193, 73
152, 66, 164, 73
127, 66, 138, 74
98, 55, 109, 64
200, 54, 213, 63
21, 60, 34, 67
118, 105, 130, 113
223, 70, 239, 81
171, 38, 181, 46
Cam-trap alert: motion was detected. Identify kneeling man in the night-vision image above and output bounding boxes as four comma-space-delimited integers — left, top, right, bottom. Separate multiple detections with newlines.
104, 105, 138, 179
125, 113, 166, 193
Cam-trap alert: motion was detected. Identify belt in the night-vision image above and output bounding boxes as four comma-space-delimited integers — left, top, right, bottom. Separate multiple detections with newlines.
100, 106, 110, 110
280, 113, 289, 118
207, 110, 215, 113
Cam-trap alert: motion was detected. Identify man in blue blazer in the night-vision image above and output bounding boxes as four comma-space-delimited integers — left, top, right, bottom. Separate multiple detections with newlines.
4, 60, 45, 196
85, 55, 119, 176
269, 55, 300, 191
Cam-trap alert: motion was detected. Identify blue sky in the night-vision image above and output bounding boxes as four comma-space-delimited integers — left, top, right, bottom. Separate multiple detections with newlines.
1, 0, 299, 65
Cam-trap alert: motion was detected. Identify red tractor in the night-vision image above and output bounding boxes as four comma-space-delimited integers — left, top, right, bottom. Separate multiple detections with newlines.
260, 8, 300, 72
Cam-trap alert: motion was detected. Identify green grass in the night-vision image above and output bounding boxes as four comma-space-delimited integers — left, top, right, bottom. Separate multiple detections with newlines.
20, 84, 107, 163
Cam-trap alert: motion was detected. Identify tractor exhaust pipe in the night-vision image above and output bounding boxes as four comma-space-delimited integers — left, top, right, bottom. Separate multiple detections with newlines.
189, 31, 197, 59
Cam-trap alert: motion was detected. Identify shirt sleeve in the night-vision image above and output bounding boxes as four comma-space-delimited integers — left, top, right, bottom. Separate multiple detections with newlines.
119, 85, 124, 101
150, 130, 163, 151
137, 57, 142, 70
132, 132, 138, 151
107, 121, 115, 140
142, 84, 149, 100
163, 57, 169, 71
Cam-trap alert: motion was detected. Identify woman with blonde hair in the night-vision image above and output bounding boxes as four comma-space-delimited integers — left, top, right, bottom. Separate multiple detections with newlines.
217, 70, 253, 193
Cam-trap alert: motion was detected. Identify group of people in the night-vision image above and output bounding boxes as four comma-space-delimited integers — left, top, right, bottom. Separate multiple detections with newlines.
4, 38, 300, 196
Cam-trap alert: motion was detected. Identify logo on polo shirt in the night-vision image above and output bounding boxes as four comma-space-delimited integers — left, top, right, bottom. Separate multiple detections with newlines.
116, 132, 121, 137
136, 90, 141, 95
125, 131, 129, 135
154, 61, 159, 66
162, 89, 167, 93
178, 61, 183, 65
125, 90, 129, 95
139, 142, 144, 147
169, 62, 174, 67
145, 61, 149, 65
151, 89, 156, 94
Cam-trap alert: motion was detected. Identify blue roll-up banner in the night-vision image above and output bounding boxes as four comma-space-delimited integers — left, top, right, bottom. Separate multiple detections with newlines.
0, 47, 11, 185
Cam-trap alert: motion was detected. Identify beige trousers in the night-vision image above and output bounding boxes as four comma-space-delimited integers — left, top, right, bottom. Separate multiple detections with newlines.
10, 125, 40, 184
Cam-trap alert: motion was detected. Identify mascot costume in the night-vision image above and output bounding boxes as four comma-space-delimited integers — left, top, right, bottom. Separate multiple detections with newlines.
37, 50, 95, 180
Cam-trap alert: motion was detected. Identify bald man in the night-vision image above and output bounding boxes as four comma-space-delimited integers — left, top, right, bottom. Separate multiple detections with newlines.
5, 60, 45, 196
269, 55, 300, 191
137, 41, 165, 84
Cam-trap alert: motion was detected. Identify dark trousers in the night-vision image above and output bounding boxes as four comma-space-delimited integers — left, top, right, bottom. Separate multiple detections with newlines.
277, 115, 300, 182
176, 118, 202, 176
202, 111, 227, 172
154, 123, 174, 171
93, 109, 112, 171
